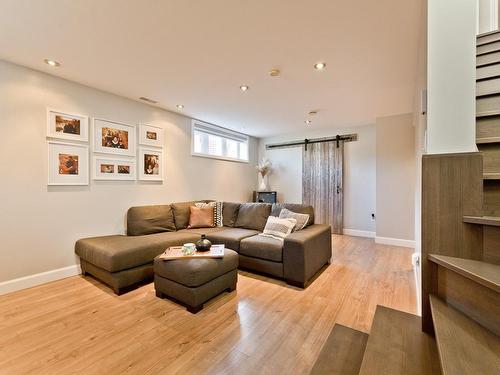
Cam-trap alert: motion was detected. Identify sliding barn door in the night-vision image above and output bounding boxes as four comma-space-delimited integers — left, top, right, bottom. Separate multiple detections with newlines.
302, 141, 343, 234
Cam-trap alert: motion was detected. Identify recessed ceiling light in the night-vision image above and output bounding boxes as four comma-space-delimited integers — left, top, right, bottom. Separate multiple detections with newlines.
176, 104, 184, 109
240, 85, 249, 91
305, 120, 312, 124
269, 69, 280, 77
314, 62, 326, 70
44, 59, 61, 67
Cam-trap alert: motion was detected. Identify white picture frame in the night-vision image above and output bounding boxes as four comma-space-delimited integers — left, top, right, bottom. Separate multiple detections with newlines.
138, 147, 164, 181
93, 156, 137, 181
47, 141, 89, 185
47, 108, 89, 142
93, 118, 136, 156
138, 124, 164, 148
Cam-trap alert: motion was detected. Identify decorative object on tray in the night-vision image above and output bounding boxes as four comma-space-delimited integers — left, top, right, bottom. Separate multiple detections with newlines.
138, 147, 163, 181
47, 141, 89, 185
256, 158, 272, 191
159, 244, 224, 260
138, 124, 164, 148
195, 201, 223, 226
93, 156, 136, 180
93, 118, 136, 156
182, 243, 196, 255
195, 234, 212, 252
47, 108, 89, 142
259, 216, 297, 241
279, 208, 309, 231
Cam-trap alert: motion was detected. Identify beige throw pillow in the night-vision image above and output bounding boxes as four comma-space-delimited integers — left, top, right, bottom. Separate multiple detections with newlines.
278, 208, 309, 231
259, 216, 297, 241
188, 206, 215, 229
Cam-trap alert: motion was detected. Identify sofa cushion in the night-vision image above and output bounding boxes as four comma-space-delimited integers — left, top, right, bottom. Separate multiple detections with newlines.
222, 202, 240, 227
154, 248, 238, 287
75, 231, 200, 272
271, 203, 315, 227
240, 235, 284, 262
206, 228, 259, 252
171, 201, 196, 230
127, 205, 176, 236
234, 203, 271, 231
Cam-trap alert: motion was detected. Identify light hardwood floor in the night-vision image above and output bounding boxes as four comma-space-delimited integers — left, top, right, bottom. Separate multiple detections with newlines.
0, 235, 417, 375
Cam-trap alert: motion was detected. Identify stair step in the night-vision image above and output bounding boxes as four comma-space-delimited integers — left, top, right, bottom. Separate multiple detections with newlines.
463, 215, 500, 226
477, 41, 500, 56
310, 324, 368, 375
358, 306, 440, 375
428, 254, 500, 293
477, 136, 500, 144
477, 95, 500, 115
429, 295, 500, 375
477, 63, 500, 80
477, 76, 500, 97
477, 109, 500, 118
483, 172, 500, 180
477, 29, 500, 45
477, 50, 500, 67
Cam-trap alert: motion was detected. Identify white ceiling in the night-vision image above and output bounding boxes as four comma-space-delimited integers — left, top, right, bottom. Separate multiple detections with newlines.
0, 0, 423, 138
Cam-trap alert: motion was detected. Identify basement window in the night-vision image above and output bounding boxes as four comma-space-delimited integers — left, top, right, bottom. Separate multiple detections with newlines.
191, 120, 249, 162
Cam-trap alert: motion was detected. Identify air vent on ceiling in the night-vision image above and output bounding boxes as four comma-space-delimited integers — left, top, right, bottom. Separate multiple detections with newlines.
139, 96, 158, 104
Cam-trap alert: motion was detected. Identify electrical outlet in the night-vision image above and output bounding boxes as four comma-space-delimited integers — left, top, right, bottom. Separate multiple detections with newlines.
371, 213, 376, 221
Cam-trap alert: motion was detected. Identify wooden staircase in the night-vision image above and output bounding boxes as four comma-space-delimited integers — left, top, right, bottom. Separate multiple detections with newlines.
310, 31, 500, 375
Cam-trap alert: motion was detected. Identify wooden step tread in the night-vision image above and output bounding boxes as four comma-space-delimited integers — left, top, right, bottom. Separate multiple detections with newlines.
463, 215, 500, 226
310, 324, 368, 375
428, 254, 500, 293
483, 172, 500, 180
477, 109, 500, 118
358, 306, 440, 375
477, 136, 500, 144
429, 295, 500, 375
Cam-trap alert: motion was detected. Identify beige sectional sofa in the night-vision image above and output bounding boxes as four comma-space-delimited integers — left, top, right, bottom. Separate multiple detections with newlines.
75, 201, 332, 294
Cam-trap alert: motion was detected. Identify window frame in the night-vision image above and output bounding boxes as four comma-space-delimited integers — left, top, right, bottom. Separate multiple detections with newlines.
191, 119, 250, 163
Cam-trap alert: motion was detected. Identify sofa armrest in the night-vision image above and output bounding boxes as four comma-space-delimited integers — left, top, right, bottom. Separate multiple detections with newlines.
283, 224, 332, 287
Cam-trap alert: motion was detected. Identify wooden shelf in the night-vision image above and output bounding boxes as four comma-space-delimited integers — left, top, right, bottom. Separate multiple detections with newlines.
430, 295, 500, 375
463, 215, 500, 226
428, 254, 500, 293
358, 306, 440, 375
476, 136, 500, 144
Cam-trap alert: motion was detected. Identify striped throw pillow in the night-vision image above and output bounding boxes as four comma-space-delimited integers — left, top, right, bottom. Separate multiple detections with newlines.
278, 208, 309, 231
259, 216, 297, 241
195, 201, 223, 227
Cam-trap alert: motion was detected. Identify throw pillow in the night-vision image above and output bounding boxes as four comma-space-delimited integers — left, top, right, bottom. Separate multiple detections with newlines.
188, 206, 215, 228
259, 216, 297, 241
278, 208, 309, 231
195, 201, 223, 227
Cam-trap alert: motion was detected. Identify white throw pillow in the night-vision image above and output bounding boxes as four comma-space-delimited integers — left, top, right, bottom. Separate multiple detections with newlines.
259, 216, 297, 241
278, 208, 309, 231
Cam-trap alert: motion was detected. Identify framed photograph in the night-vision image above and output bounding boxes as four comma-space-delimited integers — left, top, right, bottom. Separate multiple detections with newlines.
48, 141, 89, 185
138, 124, 164, 148
138, 147, 163, 181
93, 156, 136, 180
47, 109, 89, 142
93, 118, 136, 156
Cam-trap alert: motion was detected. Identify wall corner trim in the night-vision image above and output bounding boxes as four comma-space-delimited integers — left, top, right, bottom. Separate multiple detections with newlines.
375, 236, 415, 248
0, 264, 81, 296
342, 229, 376, 238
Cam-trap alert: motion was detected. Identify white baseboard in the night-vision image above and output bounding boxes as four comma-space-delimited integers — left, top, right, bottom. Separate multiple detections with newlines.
342, 229, 376, 238
375, 236, 415, 248
0, 264, 81, 296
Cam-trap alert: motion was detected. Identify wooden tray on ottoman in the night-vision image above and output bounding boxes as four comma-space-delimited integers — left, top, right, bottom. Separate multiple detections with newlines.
159, 244, 225, 260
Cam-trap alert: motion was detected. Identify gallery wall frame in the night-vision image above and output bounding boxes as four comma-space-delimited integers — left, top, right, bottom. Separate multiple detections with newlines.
47, 141, 89, 185
47, 108, 89, 142
138, 124, 164, 148
138, 147, 164, 182
93, 118, 136, 157
93, 156, 137, 181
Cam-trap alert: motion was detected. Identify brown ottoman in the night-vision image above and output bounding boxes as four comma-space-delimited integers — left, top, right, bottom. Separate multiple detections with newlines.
153, 249, 238, 313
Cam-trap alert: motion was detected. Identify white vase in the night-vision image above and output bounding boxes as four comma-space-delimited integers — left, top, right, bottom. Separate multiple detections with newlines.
259, 174, 269, 191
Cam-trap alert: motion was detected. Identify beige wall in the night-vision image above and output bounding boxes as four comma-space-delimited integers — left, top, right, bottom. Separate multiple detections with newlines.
258, 124, 377, 235
376, 114, 416, 242
0, 60, 258, 283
